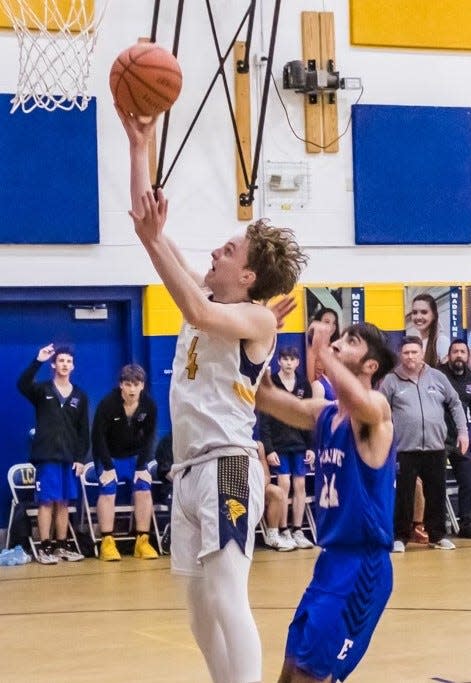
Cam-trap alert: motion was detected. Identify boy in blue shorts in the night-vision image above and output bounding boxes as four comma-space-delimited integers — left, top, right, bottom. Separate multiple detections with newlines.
256, 321, 396, 682
92, 364, 158, 561
17, 344, 89, 564
259, 346, 315, 550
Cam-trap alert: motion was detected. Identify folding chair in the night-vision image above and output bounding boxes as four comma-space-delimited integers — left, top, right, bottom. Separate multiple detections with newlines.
6, 463, 80, 561
446, 461, 460, 535
80, 462, 162, 557
148, 459, 171, 555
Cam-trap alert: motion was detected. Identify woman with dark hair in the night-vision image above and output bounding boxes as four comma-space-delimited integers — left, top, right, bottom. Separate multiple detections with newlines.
306, 307, 340, 384
408, 293, 450, 367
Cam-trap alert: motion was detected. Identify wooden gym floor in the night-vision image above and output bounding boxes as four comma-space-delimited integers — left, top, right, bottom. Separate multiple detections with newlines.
1, 539, 470, 683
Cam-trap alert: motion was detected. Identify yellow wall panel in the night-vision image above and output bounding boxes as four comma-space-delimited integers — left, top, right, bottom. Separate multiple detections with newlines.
271, 285, 306, 333
143, 285, 183, 336
364, 285, 404, 330
350, 0, 471, 50
0, 1, 95, 31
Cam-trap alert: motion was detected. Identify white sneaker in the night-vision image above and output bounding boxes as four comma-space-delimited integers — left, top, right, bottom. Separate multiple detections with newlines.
429, 538, 456, 550
54, 542, 84, 562
265, 529, 296, 552
280, 529, 298, 550
37, 544, 60, 564
291, 529, 314, 549
392, 540, 405, 553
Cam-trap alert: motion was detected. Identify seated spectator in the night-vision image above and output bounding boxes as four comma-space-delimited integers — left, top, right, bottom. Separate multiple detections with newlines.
256, 441, 295, 551
92, 364, 158, 561
259, 346, 315, 550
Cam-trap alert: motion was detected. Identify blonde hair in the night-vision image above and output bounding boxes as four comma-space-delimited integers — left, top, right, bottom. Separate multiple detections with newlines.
245, 220, 308, 301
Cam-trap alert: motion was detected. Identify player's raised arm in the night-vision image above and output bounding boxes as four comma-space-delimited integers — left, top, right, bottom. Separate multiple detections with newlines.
256, 370, 326, 430
314, 321, 394, 427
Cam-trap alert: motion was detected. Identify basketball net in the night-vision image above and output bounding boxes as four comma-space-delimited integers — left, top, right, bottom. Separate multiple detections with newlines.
0, 0, 109, 113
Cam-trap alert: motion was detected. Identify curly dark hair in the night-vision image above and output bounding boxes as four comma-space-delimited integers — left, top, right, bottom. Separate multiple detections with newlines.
245, 219, 308, 302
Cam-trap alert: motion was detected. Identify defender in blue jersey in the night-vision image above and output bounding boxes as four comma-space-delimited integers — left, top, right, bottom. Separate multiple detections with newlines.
257, 321, 397, 682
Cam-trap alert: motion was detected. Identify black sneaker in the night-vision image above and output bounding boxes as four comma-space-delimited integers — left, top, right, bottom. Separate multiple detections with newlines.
37, 543, 59, 564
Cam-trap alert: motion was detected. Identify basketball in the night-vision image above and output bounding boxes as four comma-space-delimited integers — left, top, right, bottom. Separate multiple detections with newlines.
109, 43, 182, 118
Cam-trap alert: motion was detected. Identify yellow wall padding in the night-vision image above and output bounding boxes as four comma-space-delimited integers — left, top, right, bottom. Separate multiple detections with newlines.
350, 0, 471, 50
364, 285, 405, 330
271, 285, 306, 333
143, 283, 466, 337
143, 285, 183, 336
143, 284, 306, 336
0, 1, 95, 31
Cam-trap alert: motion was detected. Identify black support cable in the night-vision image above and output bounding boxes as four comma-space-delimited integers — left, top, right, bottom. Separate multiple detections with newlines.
238, 0, 257, 74
242, 0, 281, 207
155, 0, 185, 189
205, 0, 251, 189
159, 5, 252, 189
150, 0, 160, 43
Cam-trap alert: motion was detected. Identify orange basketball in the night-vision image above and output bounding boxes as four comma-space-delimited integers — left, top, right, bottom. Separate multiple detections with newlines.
109, 43, 182, 117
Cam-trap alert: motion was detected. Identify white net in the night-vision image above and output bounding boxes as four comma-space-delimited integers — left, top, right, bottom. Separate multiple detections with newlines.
0, 0, 109, 113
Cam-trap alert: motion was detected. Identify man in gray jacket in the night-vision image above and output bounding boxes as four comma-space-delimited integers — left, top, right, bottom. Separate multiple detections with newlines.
381, 336, 468, 552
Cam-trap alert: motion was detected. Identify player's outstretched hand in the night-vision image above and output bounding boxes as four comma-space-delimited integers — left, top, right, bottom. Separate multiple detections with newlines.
37, 344, 55, 362
130, 189, 168, 245
114, 103, 157, 147
309, 321, 332, 355
269, 295, 296, 330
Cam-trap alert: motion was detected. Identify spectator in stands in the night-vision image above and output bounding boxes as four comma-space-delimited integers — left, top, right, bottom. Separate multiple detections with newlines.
381, 336, 468, 552
406, 293, 450, 367
17, 343, 89, 564
256, 441, 294, 552
92, 364, 158, 561
406, 293, 451, 539
439, 339, 471, 538
259, 346, 315, 550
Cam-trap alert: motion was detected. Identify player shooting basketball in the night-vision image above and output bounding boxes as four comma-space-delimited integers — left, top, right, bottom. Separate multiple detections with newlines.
117, 106, 307, 683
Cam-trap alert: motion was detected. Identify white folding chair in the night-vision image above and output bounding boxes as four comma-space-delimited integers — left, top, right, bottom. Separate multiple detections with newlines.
446, 461, 460, 535
6, 463, 80, 561
147, 459, 171, 555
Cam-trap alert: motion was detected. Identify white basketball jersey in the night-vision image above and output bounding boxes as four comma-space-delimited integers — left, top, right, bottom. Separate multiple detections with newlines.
170, 319, 274, 465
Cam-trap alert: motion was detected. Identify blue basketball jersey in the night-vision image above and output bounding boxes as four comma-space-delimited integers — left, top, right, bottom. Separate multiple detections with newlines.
318, 374, 337, 401
314, 403, 395, 549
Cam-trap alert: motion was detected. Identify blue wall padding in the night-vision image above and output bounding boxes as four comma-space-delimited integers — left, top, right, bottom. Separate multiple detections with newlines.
148, 335, 178, 439
0, 95, 99, 243
352, 104, 471, 245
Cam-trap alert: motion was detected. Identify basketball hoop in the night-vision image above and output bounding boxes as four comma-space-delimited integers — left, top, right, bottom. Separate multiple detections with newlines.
0, 0, 110, 113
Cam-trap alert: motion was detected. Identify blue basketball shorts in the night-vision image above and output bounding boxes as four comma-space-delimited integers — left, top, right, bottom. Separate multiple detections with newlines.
273, 451, 309, 477
96, 455, 151, 495
285, 546, 393, 682
35, 462, 78, 504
